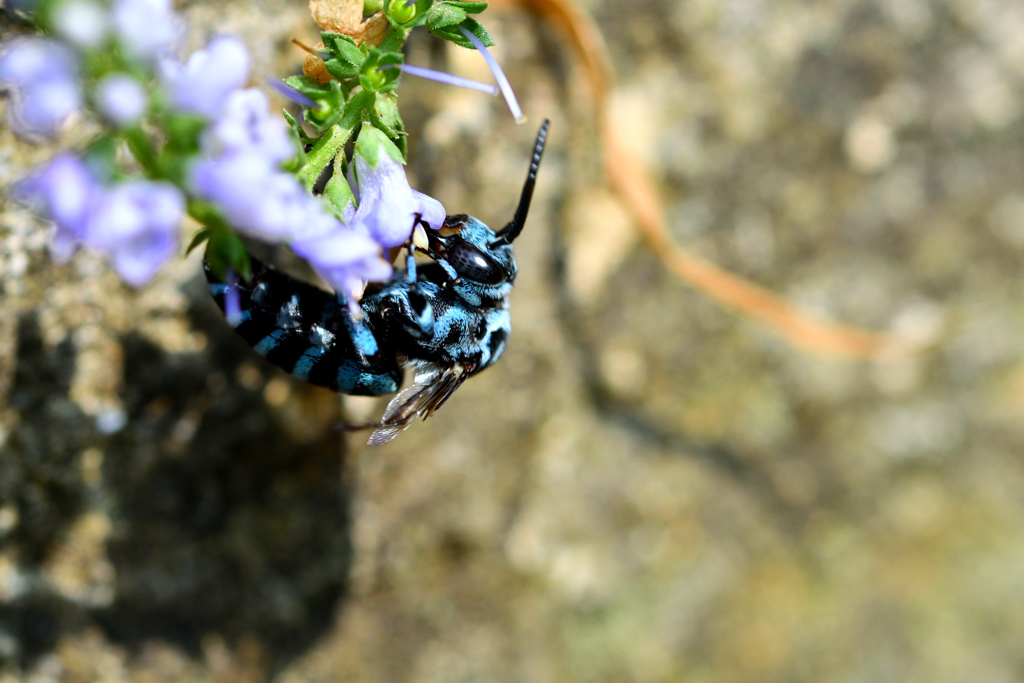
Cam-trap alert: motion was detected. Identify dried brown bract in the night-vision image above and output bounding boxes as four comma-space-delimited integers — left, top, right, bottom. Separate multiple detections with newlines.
302, 0, 388, 82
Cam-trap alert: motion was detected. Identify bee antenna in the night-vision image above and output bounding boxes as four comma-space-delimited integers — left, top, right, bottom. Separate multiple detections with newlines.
492, 119, 550, 246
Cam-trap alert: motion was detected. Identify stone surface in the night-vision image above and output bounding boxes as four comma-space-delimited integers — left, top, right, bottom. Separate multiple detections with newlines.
5, 0, 1024, 681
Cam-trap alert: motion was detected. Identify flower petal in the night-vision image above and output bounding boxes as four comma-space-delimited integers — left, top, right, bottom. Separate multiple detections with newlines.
0, 38, 82, 138
82, 180, 184, 285
202, 88, 296, 163
162, 35, 250, 117
350, 146, 447, 248
113, 0, 183, 61
53, 0, 109, 50
412, 190, 446, 230
96, 73, 148, 126
13, 153, 97, 259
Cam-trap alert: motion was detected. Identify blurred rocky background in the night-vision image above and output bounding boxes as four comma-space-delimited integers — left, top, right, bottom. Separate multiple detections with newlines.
4, 0, 1024, 680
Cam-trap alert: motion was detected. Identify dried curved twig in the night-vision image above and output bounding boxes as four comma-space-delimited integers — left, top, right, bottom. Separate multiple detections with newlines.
492, 0, 934, 358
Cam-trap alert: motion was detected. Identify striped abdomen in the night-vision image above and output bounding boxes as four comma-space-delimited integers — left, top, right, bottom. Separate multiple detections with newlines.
205, 260, 402, 396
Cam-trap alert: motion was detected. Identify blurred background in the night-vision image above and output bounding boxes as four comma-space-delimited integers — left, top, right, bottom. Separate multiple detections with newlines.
4, 0, 1024, 680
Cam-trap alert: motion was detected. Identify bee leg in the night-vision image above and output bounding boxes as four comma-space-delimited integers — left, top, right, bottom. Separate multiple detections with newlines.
381, 283, 436, 341
404, 285, 434, 339
333, 420, 376, 432
393, 220, 434, 339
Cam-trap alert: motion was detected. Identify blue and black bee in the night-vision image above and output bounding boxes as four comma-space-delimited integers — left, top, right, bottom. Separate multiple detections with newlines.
206, 120, 550, 444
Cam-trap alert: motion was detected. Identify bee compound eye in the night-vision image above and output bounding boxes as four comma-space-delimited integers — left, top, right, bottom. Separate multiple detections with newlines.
447, 241, 506, 285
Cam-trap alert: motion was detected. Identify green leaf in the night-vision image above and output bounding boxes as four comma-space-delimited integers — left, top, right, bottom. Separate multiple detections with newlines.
378, 25, 409, 52
429, 16, 494, 48
395, 129, 408, 160
81, 135, 119, 180
160, 113, 207, 183
355, 126, 381, 166
322, 32, 366, 66
367, 110, 399, 140
325, 58, 361, 81
205, 228, 252, 282
374, 92, 403, 132
367, 92, 405, 144
185, 228, 211, 256
187, 200, 221, 228
425, 3, 467, 29
341, 88, 377, 128
282, 74, 333, 99
324, 154, 356, 217
282, 108, 314, 147
298, 122, 358, 191
355, 125, 404, 167
448, 1, 487, 13
122, 127, 159, 177
321, 33, 366, 80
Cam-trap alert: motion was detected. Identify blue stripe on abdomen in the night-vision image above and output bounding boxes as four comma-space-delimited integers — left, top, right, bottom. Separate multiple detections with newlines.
254, 329, 288, 356
292, 345, 328, 381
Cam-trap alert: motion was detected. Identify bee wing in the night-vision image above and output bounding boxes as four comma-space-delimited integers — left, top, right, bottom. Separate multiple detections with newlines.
367, 364, 472, 445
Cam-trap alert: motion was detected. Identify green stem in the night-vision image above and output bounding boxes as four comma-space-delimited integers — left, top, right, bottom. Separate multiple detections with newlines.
379, 25, 409, 53
297, 122, 357, 191
123, 127, 160, 178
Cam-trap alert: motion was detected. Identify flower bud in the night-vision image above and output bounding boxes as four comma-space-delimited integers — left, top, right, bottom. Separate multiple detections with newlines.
386, 0, 416, 25
52, 0, 109, 50
96, 73, 147, 126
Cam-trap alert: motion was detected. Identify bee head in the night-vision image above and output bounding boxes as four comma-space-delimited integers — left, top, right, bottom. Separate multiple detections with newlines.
422, 119, 550, 304
424, 215, 517, 303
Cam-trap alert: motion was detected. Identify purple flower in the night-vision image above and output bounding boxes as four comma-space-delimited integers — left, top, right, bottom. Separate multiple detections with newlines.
82, 180, 184, 286
112, 0, 182, 61
0, 38, 82, 139
14, 154, 98, 261
95, 72, 148, 126
350, 139, 446, 249
160, 35, 250, 117
292, 224, 393, 304
201, 88, 296, 164
189, 82, 320, 244
16, 155, 184, 285
52, 0, 109, 50
191, 149, 342, 244
223, 269, 243, 325
191, 144, 395, 298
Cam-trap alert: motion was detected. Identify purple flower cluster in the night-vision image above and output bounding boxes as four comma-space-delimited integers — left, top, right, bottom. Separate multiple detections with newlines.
16, 155, 185, 286
182, 50, 326, 244
176, 39, 441, 298
4, 0, 453, 298
0, 0, 179, 138
189, 85, 396, 297
293, 139, 446, 302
